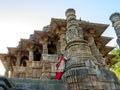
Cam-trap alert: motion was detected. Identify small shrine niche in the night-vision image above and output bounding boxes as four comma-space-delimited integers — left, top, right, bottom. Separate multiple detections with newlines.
48, 42, 57, 54
34, 48, 42, 61
20, 56, 28, 66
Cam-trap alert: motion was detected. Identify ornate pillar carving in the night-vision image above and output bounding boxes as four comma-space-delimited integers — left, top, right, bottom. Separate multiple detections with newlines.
66, 10, 83, 44
4, 56, 11, 77
110, 13, 120, 47
62, 8, 97, 90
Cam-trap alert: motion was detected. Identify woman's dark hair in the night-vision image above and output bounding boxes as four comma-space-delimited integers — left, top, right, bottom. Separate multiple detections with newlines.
59, 54, 64, 57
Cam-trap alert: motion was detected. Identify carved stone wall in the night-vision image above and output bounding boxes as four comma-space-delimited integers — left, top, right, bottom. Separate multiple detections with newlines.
12, 54, 58, 79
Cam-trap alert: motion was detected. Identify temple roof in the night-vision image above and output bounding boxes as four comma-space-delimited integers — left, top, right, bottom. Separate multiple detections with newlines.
104, 54, 115, 62
50, 18, 109, 37
95, 36, 113, 48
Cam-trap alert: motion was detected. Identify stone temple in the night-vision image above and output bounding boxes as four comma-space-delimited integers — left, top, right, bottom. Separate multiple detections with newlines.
0, 8, 120, 90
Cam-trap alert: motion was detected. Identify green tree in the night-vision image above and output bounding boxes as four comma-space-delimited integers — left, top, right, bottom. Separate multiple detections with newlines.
110, 46, 120, 81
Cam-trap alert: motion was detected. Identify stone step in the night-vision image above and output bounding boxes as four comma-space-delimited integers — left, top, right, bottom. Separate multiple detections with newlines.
8, 78, 67, 90
0, 76, 12, 90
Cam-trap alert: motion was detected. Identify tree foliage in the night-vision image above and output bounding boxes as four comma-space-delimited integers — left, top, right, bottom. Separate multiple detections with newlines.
110, 46, 120, 81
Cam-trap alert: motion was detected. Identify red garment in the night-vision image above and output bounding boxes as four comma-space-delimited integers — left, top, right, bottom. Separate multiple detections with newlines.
55, 72, 63, 80
56, 57, 66, 69
55, 57, 66, 80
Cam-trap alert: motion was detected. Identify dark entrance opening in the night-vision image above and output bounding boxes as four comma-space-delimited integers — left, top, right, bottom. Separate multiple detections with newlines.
48, 42, 57, 54
34, 49, 41, 61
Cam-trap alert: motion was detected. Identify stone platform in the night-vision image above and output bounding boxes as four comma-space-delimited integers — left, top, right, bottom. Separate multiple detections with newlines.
0, 76, 67, 90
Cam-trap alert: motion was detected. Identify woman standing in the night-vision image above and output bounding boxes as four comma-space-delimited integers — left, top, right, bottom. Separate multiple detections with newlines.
56, 54, 66, 80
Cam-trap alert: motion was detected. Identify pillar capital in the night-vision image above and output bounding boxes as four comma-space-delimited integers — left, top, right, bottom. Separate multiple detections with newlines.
110, 12, 120, 47
110, 12, 120, 24
65, 8, 76, 21
39, 39, 48, 45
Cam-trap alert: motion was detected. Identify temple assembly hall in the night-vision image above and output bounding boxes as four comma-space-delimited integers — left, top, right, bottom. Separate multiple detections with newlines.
0, 8, 120, 90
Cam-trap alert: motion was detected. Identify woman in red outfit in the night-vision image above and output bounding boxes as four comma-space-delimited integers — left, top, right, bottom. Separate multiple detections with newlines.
56, 54, 66, 80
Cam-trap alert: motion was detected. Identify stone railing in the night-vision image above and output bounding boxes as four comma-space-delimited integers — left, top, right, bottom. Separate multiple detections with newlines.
13, 54, 58, 79
13, 66, 26, 78
40, 54, 58, 79
13, 66, 26, 73
26, 61, 42, 78
31, 61, 41, 69
42, 54, 58, 73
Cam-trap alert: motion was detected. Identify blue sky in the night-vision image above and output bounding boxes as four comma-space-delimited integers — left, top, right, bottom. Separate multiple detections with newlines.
0, 0, 120, 75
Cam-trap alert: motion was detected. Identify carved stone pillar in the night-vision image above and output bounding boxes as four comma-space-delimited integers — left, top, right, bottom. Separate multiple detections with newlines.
16, 53, 21, 66
29, 49, 34, 61
62, 8, 97, 90
110, 13, 120, 47
43, 42, 48, 54
62, 8, 120, 90
88, 36, 104, 65
39, 40, 48, 54
66, 10, 83, 44
4, 56, 11, 77
56, 40, 61, 54
59, 33, 66, 54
